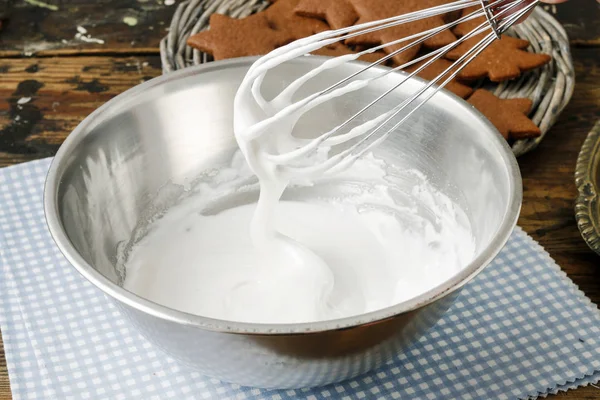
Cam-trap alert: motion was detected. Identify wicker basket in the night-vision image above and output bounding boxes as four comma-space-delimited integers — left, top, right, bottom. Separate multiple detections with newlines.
160, 1, 574, 157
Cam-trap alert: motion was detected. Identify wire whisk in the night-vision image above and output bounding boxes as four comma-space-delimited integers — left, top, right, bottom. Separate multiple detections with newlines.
234, 0, 540, 177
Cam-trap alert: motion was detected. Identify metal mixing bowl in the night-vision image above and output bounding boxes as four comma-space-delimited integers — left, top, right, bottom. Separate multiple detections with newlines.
44, 57, 522, 389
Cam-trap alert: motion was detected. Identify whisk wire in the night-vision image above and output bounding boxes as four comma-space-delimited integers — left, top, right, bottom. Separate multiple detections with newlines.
349, 0, 541, 162
319, 0, 516, 96
267, 0, 527, 166
241, 0, 540, 175
480, 0, 502, 38
265, 19, 496, 164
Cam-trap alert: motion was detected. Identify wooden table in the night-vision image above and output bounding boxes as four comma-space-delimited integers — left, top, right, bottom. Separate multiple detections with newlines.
1, 1, 599, 398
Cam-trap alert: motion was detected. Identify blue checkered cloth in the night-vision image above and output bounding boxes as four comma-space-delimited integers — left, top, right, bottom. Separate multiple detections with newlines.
1, 158, 599, 400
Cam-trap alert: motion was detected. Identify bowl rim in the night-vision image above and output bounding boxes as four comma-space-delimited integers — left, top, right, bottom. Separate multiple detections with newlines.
44, 56, 523, 335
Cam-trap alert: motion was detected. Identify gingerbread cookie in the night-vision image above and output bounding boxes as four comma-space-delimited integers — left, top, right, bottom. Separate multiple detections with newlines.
345, 0, 457, 66
452, 6, 486, 37
187, 13, 293, 60
404, 58, 474, 99
446, 7, 551, 82
467, 89, 540, 140
294, 0, 358, 30
265, 0, 328, 39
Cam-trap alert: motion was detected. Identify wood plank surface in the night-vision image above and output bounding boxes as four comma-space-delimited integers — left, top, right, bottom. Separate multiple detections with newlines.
0, 55, 162, 166
0, 0, 176, 56
0, 1, 597, 57
519, 48, 600, 307
0, 338, 7, 399
1, 1, 600, 399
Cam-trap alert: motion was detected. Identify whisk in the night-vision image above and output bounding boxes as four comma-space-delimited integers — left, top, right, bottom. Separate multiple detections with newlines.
234, 0, 540, 178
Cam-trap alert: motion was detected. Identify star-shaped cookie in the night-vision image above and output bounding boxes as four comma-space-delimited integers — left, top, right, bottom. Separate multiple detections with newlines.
404, 58, 474, 99
294, 0, 358, 30
187, 13, 293, 60
467, 89, 540, 140
345, 0, 457, 66
446, 7, 551, 82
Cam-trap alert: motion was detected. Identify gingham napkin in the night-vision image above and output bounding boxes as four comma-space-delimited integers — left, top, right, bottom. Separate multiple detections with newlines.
1, 158, 599, 400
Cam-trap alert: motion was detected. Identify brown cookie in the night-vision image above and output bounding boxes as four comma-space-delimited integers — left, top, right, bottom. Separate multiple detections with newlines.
404, 58, 473, 99
446, 7, 551, 82
294, 0, 358, 30
312, 42, 387, 64
187, 13, 293, 60
346, 0, 457, 66
452, 6, 485, 37
467, 89, 540, 140
265, 0, 329, 39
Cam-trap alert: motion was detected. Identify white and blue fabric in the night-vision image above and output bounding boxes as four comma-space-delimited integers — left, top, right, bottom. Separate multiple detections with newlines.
1, 158, 599, 400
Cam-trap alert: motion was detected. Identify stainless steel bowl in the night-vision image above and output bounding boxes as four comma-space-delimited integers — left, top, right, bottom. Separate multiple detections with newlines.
44, 57, 522, 389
